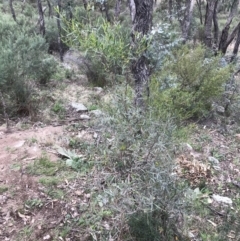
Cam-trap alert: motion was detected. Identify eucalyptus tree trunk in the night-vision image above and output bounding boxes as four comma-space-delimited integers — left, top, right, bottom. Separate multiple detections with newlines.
129, 0, 153, 108
82, 0, 88, 10
221, 22, 240, 54
232, 23, 240, 57
57, 0, 64, 62
37, 0, 45, 36
103, 1, 111, 22
204, 0, 218, 48
168, 0, 173, 23
181, 0, 195, 43
9, 0, 17, 22
128, 0, 136, 22
46, 0, 52, 18
196, 0, 203, 24
218, 0, 240, 53
115, 0, 122, 20
213, 0, 219, 46
67, 1, 73, 22
0, 91, 10, 133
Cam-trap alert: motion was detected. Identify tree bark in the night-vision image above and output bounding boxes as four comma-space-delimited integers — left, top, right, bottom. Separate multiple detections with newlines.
0, 91, 10, 132
46, 0, 52, 18
218, 0, 239, 53
9, 0, 17, 22
204, 0, 218, 48
82, 0, 88, 10
233, 24, 240, 56
37, 0, 45, 36
218, 22, 240, 55
130, 0, 153, 108
176, 0, 181, 22
115, 0, 122, 20
196, 0, 203, 25
213, 0, 219, 46
181, 0, 195, 43
57, 0, 64, 62
128, 0, 136, 22
103, 1, 111, 22
168, 0, 173, 23
67, 1, 73, 22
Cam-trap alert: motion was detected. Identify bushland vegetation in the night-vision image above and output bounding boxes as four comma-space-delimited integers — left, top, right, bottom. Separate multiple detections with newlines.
1, 0, 240, 240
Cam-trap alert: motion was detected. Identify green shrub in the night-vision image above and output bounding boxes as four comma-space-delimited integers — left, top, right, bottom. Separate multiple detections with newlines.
149, 45, 232, 121
0, 15, 56, 115
82, 86, 188, 240
66, 15, 131, 86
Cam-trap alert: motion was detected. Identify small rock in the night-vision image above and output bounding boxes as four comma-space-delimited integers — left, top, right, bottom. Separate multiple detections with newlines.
71, 103, 88, 112
43, 234, 51, 240
75, 190, 83, 196
188, 231, 195, 238
182, 143, 193, 152
235, 134, 240, 140
93, 87, 103, 94
90, 109, 104, 117
0, 195, 7, 204
208, 156, 219, 165
212, 194, 232, 205
213, 165, 221, 170
216, 105, 225, 114
80, 114, 90, 120
93, 132, 98, 139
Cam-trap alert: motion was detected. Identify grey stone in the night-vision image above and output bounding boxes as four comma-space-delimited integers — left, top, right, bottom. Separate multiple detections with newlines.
43, 235, 51, 240
182, 143, 193, 152
80, 114, 90, 120
188, 232, 195, 239
213, 165, 221, 170
208, 156, 219, 165
93, 87, 103, 93
216, 105, 225, 114
71, 103, 88, 112
212, 194, 232, 205
90, 109, 104, 117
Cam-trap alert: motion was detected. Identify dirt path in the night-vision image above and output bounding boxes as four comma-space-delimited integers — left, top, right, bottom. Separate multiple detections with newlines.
0, 49, 107, 240
0, 125, 64, 184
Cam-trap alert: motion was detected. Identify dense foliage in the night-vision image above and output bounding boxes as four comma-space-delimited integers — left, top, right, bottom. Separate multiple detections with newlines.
150, 45, 232, 121
0, 14, 56, 115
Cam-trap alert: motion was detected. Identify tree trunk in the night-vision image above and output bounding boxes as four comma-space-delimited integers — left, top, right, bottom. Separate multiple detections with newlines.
168, 0, 173, 23
37, 0, 45, 36
128, 0, 136, 22
57, 0, 64, 62
67, 1, 73, 22
233, 24, 240, 56
218, 22, 239, 55
213, 0, 219, 46
176, 0, 182, 24
196, 0, 203, 24
218, 0, 239, 53
0, 91, 10, 133
130, 0, 153, 108
9, 0, 17, 22
103, 1, 111, 22
46, 0, 52, 18
115, 0, 122, 20
82, 0, 88, 10
181, 0, 195, 43
204, 0, 218, 48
